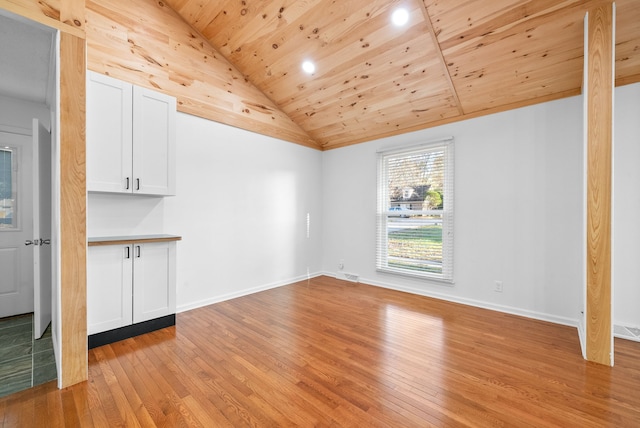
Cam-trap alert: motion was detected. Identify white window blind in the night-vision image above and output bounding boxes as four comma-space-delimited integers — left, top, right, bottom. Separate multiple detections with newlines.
376, 138, 454, 282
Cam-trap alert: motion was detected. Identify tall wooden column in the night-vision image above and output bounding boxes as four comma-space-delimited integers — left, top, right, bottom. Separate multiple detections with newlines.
585, 3, 614, 366
59, 31, 87, 387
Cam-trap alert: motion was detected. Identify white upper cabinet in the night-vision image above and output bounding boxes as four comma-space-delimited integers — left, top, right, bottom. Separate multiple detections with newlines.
87, 71, 176, 196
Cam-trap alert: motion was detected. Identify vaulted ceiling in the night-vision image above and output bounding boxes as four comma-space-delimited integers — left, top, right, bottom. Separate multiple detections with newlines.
161, 0, 640, 150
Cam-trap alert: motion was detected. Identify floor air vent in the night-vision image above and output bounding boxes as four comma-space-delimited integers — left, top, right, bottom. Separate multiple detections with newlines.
614, 324, 640, 342
337, 272, 359, 282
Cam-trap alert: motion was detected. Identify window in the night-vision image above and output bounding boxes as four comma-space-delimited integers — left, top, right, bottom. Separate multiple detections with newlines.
0, 147, 17, 230
376, 138, 454, 282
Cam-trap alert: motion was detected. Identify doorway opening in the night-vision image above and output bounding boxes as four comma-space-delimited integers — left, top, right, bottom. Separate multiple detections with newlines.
0, 10, 58, 396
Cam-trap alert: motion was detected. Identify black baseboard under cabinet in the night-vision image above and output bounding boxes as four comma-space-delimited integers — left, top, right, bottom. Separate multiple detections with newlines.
88, 314, 176, 349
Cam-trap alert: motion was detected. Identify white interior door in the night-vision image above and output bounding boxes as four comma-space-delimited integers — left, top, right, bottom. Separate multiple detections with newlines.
0, 130, 34, 318
33, 119, 51, 338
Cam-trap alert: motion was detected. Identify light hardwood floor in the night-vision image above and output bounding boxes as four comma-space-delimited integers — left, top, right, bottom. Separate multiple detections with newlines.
1, 276, 639, 427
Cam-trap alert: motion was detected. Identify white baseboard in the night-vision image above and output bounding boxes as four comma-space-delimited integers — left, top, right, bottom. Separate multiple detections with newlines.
52, 329, 62, 389
177, 271, 323, 313
322, 271, 580, 328
577, 319, 586, 358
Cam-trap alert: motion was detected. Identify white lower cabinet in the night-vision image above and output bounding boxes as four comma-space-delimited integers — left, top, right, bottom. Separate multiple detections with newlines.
87, 245, 133, 335
132, 242, 176, 324
87, 240, 176, 336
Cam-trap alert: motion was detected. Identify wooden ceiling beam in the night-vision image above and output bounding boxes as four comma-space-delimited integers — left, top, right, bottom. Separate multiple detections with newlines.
0, 0, 85, 38
418, 0, 464, 116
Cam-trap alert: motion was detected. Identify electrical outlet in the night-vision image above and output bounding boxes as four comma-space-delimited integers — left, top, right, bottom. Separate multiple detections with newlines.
338, 259, 344, 270
494, 281, 503, 293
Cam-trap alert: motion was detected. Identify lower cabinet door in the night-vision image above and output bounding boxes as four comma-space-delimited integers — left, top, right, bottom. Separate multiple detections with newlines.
87, 245, 133, 335
132, 242, 176, 323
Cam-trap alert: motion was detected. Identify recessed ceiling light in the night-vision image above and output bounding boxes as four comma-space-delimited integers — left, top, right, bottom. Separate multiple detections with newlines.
302, 60, 316, 74
391, 8, 409, 27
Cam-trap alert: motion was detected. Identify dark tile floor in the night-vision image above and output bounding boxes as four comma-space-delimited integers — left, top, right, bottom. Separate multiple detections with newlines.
0, 313, 57, 398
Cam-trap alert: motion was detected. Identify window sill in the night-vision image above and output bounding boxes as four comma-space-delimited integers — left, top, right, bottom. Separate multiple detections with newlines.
376, 267, 454, 286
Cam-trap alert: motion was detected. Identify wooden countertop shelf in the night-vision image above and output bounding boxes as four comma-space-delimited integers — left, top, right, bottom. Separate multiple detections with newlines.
88, 234, 182, 246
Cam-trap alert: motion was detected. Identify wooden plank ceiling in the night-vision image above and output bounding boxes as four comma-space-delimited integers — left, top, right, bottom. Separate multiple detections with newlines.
144, 0, 639, 150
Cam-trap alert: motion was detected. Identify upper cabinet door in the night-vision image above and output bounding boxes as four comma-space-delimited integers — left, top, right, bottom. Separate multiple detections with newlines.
132, 86, 176, 196
86, 71, 133, 193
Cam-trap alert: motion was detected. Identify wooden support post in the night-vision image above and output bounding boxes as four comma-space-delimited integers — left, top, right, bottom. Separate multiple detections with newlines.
59, 31, 87, 387
585, 3, 614, 366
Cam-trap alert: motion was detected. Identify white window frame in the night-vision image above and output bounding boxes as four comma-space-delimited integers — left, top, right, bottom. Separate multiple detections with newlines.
376, 138, 454, 282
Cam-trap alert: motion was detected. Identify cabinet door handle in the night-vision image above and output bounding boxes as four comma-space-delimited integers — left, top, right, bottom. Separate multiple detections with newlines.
136, 245, 141, 258
136, 178, 140, 191
125, 246, 130, 259
125, 177, 130, 190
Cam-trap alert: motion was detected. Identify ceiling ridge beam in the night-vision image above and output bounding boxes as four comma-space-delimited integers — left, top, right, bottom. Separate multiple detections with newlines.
418, 0, 464, 116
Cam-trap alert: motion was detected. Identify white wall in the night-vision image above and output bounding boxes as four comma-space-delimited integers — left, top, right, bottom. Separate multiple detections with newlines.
88, 112, 324, 312
87, 193, 166, 236
322, 82, 640, 329
0, 94, 51, 131
613, 82, 640, 330
322, 95, 585, 325
87, 83, 640, 331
